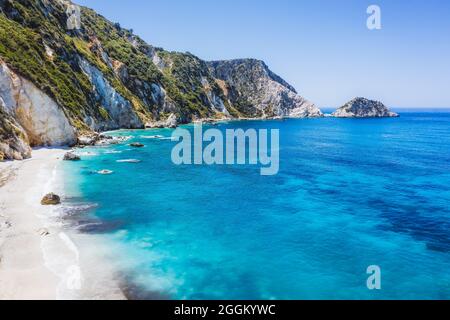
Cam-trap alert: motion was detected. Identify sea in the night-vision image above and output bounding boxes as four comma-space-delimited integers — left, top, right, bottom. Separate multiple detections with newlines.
60, 110, 450, 300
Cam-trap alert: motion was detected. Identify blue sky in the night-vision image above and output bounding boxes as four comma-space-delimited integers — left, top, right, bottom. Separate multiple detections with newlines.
75, 0, 450, 108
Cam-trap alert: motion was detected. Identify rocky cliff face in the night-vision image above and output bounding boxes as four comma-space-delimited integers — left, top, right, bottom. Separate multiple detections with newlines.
208, 59, 322, 118
0, 108, 31, 160
0, 61, 76, 159
78, 58, 143, 131
332, 98, 398, 118
0, 0, 321, 160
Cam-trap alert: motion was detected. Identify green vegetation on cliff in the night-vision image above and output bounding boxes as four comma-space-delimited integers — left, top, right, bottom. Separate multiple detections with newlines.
0, 0, 318, 159
0, 11, 91, 127
0, 0, 234, 130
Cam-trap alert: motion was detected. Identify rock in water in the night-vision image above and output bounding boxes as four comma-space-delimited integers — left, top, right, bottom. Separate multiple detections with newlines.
332, 97, 399, 118
97, 169, 114, 175
63, 152, 81, 161
130, 143, 145, 148
41, 193, 61, 205
116, 159, 141, 163
77, 135, 97, 146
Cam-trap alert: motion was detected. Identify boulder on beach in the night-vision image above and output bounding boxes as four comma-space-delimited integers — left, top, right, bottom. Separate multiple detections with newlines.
63, 152, 81, 161
332, 97, 399, 118
41, 193, 61, 205
130, 142, 145, 148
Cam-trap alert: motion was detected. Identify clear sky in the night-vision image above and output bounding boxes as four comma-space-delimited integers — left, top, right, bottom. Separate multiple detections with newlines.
75, 0, 450, 108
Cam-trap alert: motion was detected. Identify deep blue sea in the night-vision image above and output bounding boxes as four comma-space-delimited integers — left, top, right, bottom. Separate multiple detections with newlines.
62, 112, 450, 300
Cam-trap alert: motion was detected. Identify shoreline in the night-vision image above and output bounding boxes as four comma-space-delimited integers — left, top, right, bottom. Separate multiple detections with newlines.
0, 148, 124, 300
0, 116, 410, 300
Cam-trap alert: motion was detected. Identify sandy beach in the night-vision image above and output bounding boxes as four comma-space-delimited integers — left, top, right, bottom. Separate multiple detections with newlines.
0, 148, 125, 300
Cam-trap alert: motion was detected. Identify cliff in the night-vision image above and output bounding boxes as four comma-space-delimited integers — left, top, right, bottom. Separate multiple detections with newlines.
208, 59, 322, 118
332, 97, 399, 118
0, 0, 321, 160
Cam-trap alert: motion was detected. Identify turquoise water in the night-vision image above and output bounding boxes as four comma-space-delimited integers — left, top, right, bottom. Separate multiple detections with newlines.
63, 113, 450, 300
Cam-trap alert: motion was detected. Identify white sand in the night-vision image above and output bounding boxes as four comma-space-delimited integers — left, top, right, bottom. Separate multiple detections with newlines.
0, 148, 125, 300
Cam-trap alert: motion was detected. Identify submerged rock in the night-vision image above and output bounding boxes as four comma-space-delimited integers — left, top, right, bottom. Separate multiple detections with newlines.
41, 193, 61, 205
332, 98, 399, 118
97, 169, 114, 175
116, 159, 141, 163
130, 142, 145, 148
63, 152, 81, 161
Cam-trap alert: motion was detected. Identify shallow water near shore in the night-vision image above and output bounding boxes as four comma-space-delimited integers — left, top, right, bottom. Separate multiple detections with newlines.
62, 113, 450, 299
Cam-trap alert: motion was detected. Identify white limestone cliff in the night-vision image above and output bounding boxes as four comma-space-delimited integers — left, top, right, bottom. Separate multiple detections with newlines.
0, 62, 76, 159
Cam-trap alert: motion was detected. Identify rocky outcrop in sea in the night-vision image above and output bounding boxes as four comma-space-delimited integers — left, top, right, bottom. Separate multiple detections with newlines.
332, 97, 399, 118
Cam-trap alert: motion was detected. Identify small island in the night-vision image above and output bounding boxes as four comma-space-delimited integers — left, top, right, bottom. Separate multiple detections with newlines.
332, 97, 399, 118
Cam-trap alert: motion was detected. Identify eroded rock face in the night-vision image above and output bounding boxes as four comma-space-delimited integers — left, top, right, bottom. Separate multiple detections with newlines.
0, 106, 32, 160
78, 58, 143, 131
145, 113, 178, 129
0, 62, 76, 159
208, 59, 323, 118
333, 98, 399, 118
